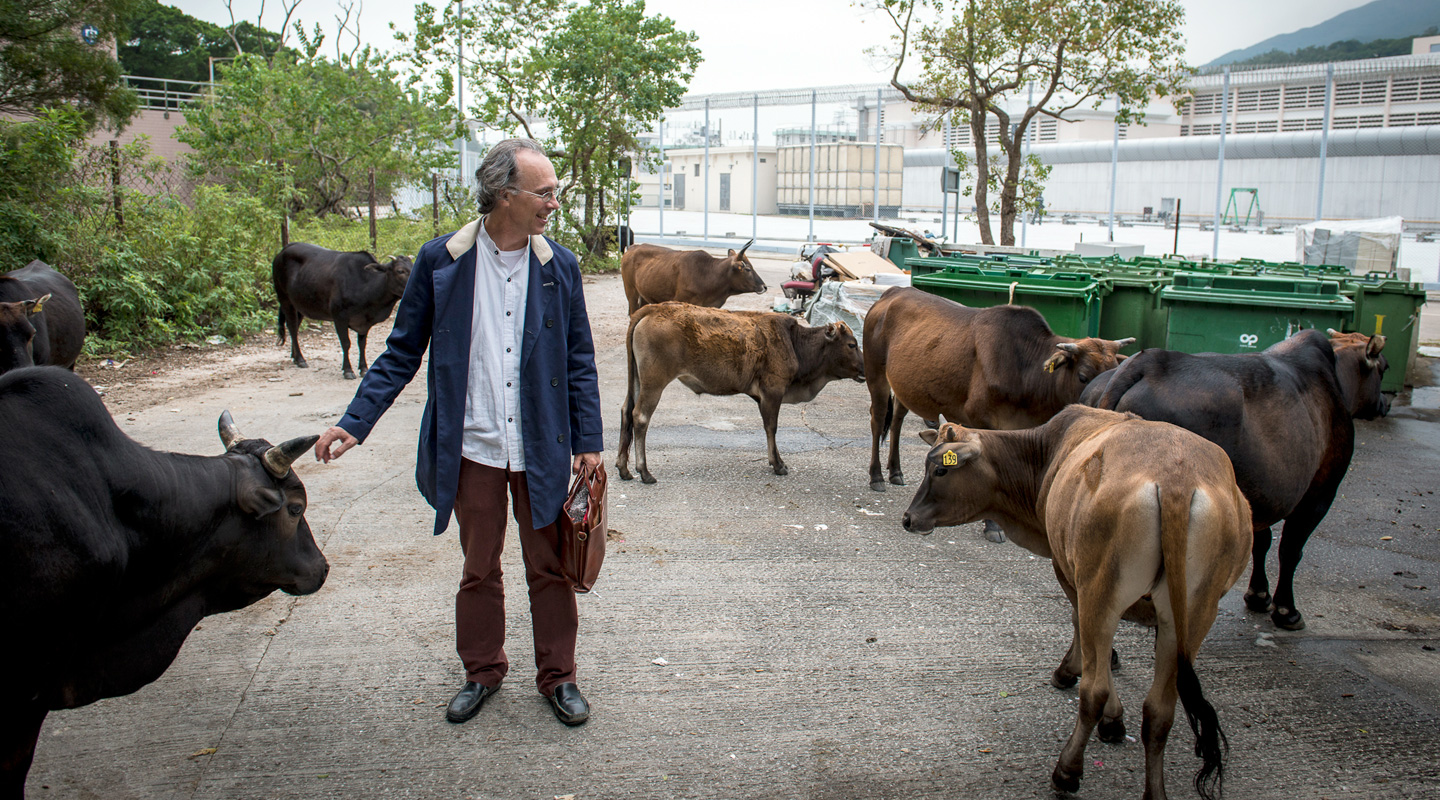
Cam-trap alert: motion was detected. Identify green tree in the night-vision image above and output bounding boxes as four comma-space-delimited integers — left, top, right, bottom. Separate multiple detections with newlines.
872, 0, 1189, 245
177, 45, 460, 217
117, 0, 283, 84
402, 0, 700, 265
0, 109, 88, 265
0, 0, 137, 130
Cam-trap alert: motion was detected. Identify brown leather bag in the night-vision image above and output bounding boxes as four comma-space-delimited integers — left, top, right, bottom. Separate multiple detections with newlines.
558, 463, 607, 593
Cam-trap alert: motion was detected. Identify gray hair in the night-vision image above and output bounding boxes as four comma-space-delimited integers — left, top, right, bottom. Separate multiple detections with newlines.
476, 138, 547, 213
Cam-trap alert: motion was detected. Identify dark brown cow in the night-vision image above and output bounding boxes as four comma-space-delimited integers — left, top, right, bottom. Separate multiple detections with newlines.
903, 408, 1251, 800
272, 243, 413, 379
616, 302, 863, 483
620, 241, 767, 314
1082, 328, 1390, 631
0, 261, 85, 376
864, 287, 1132, 541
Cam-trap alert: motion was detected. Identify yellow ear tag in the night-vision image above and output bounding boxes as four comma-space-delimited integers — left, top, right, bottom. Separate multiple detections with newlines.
941, 450, 958, 467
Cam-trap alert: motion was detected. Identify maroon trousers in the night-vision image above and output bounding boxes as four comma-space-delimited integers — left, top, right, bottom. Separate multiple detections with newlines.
453, 458, 577, 694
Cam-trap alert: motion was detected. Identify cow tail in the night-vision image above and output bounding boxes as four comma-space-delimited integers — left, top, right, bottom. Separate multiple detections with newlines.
272, 249, 287, 346
618, 308, 644, 460
1160, 485, 1227, 800
1094, 354, 1147, 410
879, 394, 894, 443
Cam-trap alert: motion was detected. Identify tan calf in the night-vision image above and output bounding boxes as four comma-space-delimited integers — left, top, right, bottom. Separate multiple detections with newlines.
616, 302, 863, 484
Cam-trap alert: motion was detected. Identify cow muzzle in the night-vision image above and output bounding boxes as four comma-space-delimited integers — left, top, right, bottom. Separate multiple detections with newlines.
901, 511, 934, 535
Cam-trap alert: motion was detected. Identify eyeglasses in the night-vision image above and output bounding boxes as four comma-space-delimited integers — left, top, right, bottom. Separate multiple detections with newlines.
511, 186, 560, 204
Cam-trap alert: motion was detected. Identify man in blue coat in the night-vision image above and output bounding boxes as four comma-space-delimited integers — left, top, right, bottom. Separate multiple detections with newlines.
314, 138, 604, 726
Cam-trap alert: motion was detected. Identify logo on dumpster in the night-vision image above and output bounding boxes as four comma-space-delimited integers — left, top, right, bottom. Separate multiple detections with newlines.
1239, 333, 1259, 349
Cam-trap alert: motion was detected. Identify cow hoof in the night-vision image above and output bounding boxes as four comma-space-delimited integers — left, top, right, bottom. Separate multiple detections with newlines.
869, 481, 887, 492
1051, 669, 1079, 689
1051, 764, 1082, 793
641, 474, 657, 485
1272, 607, 1305, 631
618, 468, 634, 481
343, 371, 357, 380
983, 527, 1007, 544
1244, 590, 1275, 613
1098, 717, 1127, 743
295, 360, 309, 369
773, 465, 789, 476
889, 474, 905, 487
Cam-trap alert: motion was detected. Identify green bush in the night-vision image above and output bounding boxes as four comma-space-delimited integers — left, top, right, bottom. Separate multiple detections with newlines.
64, 184, 278, 355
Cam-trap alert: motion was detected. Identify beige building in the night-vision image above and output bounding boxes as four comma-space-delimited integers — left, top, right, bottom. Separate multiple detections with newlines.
660, 146, 778, 215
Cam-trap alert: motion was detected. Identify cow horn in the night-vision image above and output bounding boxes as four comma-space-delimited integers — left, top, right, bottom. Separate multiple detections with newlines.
1326, 328, 1340, 337
218, 410, 244, 451
262, 435, 321, 478
1111, 337, 1136, 348
738, 238, 754, 256
1056, 342, 1081, 354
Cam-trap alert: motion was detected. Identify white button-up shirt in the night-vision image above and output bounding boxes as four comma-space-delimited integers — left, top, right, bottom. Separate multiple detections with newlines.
461, 222, 530, 470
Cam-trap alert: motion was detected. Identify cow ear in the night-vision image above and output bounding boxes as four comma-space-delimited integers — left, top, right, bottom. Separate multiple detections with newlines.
727, 249, 738, 259
918, 429, 939, 446
825, 322, 842, 341
364, 262, 386, 273
1367, 334, 1386, 359
24, 293, 52, 315
1043, 351, 1069, 373
238, 484, 285, 518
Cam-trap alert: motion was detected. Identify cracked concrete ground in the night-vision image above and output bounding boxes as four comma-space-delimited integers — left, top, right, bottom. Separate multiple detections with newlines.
25, 254, 1440, 800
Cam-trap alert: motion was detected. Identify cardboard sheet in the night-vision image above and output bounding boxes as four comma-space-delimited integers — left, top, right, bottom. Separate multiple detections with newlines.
822, 251, 905, 280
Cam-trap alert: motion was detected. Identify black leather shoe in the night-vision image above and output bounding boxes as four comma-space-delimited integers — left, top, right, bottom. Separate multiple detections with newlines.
446, 681, 499, 723
548, 682, 590, 726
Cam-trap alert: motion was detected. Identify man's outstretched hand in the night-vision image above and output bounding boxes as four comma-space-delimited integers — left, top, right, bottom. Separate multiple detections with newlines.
315, 426, 359, 463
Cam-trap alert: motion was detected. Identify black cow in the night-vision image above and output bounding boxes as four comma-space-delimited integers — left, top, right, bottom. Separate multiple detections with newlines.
1082, 329, 1390, 630
0, 367, 328, 797
0, 261, 85, 376
272, 243, 413, 379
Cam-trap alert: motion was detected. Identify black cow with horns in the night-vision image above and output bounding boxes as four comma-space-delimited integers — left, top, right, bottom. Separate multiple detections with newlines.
0, 366, 328, 798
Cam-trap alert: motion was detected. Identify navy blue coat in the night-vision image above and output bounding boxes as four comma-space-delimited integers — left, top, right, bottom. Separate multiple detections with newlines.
337, 218, 604, 534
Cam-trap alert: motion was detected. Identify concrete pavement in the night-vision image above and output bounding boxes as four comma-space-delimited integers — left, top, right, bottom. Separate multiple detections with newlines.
25, 255, 1440, 799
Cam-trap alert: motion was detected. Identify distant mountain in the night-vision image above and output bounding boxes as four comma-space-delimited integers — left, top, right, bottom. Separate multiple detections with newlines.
1204, 0, 1440, 68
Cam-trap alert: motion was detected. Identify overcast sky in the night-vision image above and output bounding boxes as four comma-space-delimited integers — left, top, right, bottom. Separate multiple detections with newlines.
175, 0, 1374, 95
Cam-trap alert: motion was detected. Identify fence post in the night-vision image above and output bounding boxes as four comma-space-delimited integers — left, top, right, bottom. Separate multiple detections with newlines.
368, 168, 378, 253
109, 140, 123, 231
432, 172, 440, 237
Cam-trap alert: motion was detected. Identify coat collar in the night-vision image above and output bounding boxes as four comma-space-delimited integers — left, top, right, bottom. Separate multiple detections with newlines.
446, 215, 554, 265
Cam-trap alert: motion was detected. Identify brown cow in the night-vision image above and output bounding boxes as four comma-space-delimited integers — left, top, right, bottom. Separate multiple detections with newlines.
903, 408, 1251, 800
1081, 328, 1389, 631
864, 287, 1132, 541
620, 241, 767, 314
616, 303, 863, 483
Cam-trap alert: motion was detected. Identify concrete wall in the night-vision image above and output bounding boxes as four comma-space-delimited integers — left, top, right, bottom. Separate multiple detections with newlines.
87, 108, 192, 161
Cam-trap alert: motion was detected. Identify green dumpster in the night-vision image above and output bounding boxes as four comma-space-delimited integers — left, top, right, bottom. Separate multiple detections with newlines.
912, 270, 1109, 338
1098, 272, 1169, 355
1159, 273, 1355, 355
1344, 274, 1427, 392
886, 237, 923, 269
